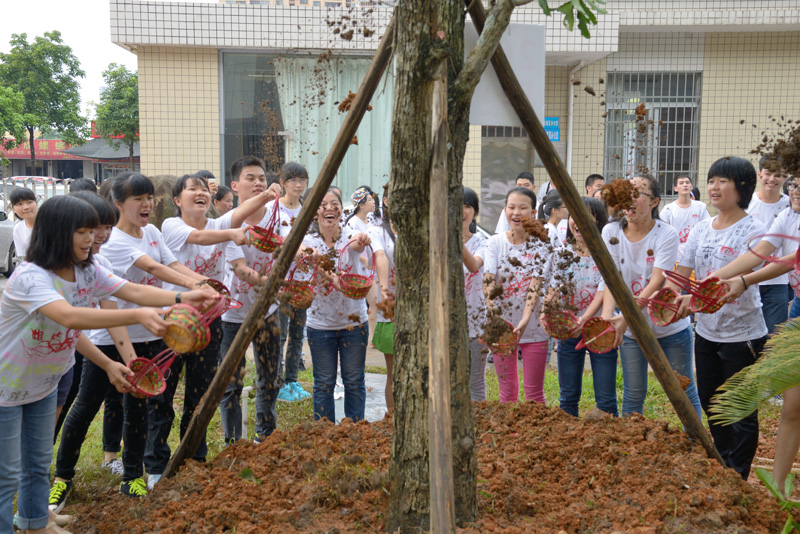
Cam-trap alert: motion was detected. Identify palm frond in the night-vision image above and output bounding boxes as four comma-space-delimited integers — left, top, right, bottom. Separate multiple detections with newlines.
708, 319, 800, 426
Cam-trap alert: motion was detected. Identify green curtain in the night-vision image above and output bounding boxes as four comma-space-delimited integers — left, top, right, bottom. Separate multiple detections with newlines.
274, 55, 394, 201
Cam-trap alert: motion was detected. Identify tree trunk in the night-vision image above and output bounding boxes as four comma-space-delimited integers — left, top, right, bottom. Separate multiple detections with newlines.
28, 126, 36, 175
388, 2, 477, 530
129, 141, 135, 171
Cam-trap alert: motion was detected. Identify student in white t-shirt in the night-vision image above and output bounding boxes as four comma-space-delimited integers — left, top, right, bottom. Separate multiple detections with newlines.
549, 197, 618, 417
99, 172, 212, 496
460, 187, 487, 401
217, 156, 287, 446
659, 174, 710, 262
0, 195, 214, 533
302, 188, 371, 422
9, 187, 38, 262
484, 187, 553, 404
670, 156, 768, 481
158, 173, 278, 478
704, 172, 800, 490
495, 172, 536, 234
275, 163, 313, 403
601, 175, 702, 418
745, 156, 790, 333
537, 189, 567, 248
369, 189, 397, 410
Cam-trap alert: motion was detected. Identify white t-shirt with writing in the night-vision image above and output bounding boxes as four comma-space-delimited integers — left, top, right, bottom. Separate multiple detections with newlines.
94, 225, 178, 344
747, 193, 790, 286
483, 233, 553, 344
763, 207, 800, 297
659, 200, 710, 261
464, 233, 487, 339
221, 202, 285, 323
12, 222, 32, 260
302, 229, 368, 331
368, 225, 395, 323
679, 215, 768, 343
556, 244, 603, 318
600, 220, 690, 339
161, 216, 232, 292
0, 261, 125, 406
545, 222, 564, 248
86, 254, 121, 346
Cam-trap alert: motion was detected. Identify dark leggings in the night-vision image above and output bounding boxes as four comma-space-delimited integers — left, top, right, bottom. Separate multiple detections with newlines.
55, 340, 163, 482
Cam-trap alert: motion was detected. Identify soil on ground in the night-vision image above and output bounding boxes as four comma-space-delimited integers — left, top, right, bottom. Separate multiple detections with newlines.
70, 402, 791, 534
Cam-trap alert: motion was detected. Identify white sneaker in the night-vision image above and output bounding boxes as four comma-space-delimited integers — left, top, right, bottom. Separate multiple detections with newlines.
147, 473, 162, 491
101, 458, 124, 477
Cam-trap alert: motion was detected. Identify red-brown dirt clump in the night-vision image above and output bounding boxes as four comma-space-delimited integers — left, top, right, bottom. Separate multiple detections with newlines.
69, 403, 789, 534
602, 178, 639, 212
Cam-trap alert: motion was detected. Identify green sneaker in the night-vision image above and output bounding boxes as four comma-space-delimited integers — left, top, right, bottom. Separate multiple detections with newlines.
48, 479, 72, 513
119, 477, 148, 498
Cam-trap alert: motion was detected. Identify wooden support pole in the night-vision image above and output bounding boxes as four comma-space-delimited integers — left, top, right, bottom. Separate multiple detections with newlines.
163, 13, 398, 478
428, 60, 455, 533
467, 1, 724, 465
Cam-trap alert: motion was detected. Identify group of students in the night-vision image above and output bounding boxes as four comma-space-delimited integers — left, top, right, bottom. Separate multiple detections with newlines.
467, 155, 800, 491
0, 156, 400, 534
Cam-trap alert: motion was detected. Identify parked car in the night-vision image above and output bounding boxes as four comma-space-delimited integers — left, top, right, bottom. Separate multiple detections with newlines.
0, 211, 18, 277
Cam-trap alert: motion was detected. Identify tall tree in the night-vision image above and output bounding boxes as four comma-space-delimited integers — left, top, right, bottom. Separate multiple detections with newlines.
387, 0, 603, 531
0, 31, 86, 174
0, 85, 26, 168
94, 64, 139, 170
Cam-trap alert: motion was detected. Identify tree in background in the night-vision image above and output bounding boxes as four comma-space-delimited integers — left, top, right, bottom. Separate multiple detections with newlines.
0, 31, 86, 175
388, 0, 604, 530
0, 85, 26, 169
94, 64, 139, 171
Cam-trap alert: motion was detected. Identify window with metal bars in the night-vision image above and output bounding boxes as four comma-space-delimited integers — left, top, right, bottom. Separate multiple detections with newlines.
603, 72, 702, 196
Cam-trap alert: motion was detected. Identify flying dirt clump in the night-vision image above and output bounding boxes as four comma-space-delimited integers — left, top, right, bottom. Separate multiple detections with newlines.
601, 178, 639, 212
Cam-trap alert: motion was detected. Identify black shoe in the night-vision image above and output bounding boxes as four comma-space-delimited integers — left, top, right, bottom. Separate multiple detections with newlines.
48, 479, 73, 513
119, 478, 148, 498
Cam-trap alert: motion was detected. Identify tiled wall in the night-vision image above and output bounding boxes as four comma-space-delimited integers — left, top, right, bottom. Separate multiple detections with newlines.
463, 125, 482, 195
699, 31, 800, 176
138, 46, 221, 176
532, 66, 569, 189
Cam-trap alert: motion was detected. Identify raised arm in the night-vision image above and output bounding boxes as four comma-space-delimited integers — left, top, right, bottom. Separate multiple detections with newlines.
38, 299, 168, 337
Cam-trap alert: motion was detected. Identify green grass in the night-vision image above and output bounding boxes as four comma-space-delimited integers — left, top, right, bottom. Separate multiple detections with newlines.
58, 354, 781, 504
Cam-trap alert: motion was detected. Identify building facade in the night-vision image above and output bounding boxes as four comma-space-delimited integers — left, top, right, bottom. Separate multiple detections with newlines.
112, 0, 800, 226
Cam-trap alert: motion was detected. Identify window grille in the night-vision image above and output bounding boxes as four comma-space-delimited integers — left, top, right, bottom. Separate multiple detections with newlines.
604, 72, 702, 196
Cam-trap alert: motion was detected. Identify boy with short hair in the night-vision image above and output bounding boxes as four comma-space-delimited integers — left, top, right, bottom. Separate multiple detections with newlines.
10, 187, 38, 262
585, 174, 604, 197
659, 174, 709, 262
218, 155, 285, 444
746, 155, 790, 333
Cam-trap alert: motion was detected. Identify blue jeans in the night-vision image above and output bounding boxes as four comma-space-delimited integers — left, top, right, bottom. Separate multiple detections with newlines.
790, 294, 800, 319
620, 325, 702, 418
278, 306, 307, 385
307, 322, 368, 422
469, 338, 487, 401
0, 390, 57, 533
218, 313, 280, 441
760, 283, 788, 334
557, 336, 619, 417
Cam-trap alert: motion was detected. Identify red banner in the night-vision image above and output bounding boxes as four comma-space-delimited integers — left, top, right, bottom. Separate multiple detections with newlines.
1, 139, 86, 161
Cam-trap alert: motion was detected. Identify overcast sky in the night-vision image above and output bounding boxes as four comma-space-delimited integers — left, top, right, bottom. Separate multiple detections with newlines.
0, 0, 217, 118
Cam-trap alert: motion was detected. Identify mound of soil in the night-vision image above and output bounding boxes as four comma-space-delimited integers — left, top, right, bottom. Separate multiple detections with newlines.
69, 403, 788, 534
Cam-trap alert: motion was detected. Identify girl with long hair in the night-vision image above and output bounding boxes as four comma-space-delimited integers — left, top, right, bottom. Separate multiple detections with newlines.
550, 197, 617, 417
303, 188, 371, 421
1, 195, 212, 534
483, 187, 553, 404
601, 175, 702, 418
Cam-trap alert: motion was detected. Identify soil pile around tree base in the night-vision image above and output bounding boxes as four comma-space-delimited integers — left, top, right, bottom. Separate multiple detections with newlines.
71, 402, 786, 533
